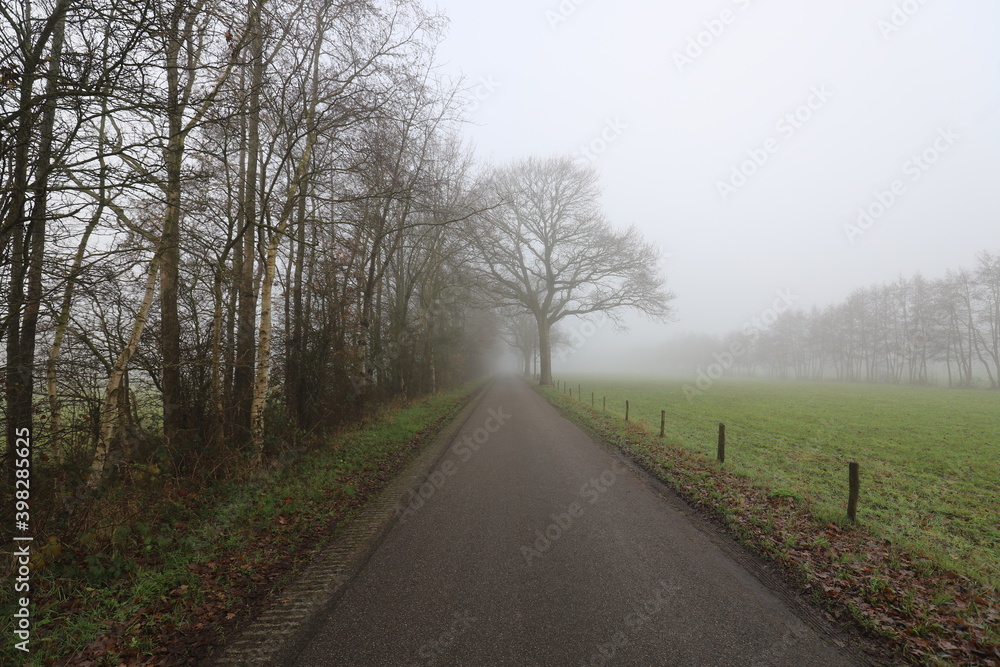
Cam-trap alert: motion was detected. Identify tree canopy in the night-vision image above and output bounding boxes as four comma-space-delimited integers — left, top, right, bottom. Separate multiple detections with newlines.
469, 156, 675, 385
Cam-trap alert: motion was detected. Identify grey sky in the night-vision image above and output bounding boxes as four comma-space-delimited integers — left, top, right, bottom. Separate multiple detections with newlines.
434, 0, 1000, 366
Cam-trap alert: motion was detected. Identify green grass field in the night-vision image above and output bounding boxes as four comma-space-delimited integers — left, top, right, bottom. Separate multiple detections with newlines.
555, 375, 1000, 592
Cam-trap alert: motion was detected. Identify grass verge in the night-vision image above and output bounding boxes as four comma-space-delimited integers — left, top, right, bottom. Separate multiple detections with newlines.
2, 379, 487, 666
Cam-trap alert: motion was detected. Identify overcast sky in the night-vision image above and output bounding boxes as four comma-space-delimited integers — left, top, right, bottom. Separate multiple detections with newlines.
433, 0, 1000, 368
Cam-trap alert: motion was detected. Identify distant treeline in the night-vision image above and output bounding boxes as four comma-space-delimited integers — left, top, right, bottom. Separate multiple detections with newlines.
724, 251, 1000, 387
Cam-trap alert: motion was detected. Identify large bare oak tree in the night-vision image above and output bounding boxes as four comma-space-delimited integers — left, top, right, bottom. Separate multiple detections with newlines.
470, 156, 675, 385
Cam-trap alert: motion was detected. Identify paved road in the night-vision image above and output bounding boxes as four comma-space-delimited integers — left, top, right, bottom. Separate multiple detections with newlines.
293, 376, 858, 666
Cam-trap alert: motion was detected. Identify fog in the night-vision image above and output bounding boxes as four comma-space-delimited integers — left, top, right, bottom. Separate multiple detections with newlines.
436, 1, 1000, 373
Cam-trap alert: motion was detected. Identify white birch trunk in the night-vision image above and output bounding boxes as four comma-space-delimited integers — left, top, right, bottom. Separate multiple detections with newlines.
88, 241, 165, 487
249, 17, 324, 459
249, 144, 319, 458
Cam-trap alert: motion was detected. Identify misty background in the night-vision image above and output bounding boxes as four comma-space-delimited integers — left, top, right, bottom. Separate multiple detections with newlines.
434, 0, 1000, 374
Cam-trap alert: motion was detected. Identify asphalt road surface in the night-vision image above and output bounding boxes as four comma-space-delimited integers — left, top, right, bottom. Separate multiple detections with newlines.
292, 376, 859, 666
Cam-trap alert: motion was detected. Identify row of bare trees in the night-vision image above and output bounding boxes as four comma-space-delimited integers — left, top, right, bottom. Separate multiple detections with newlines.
1, 0, 680, 512
727, 252, 1000, 387
1, 0, 497, 496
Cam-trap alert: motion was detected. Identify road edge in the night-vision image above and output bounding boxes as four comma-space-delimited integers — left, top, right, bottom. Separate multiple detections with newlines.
214, 378, 496, 666
533, 381, 883, 667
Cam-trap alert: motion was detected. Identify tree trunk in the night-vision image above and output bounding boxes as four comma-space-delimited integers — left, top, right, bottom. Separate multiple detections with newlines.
3, 0, 71, 484
4, 3, 35, 479
210, 265, 225, 446
538, 315, 552, 385
249, 244, 277, 459
249, 44, 321, 457
249, 151, 316, 458
160, 28, 185, 446
47, 19, 99, 466
250, 12, 327, 456
286, 182, 307, 427
234, 0, 264, 446
90, 238, 167, 487
47, 207, 100, 466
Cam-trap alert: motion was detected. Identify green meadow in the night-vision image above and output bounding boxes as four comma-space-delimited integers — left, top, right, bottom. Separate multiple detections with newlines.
555, 375, 1000, 592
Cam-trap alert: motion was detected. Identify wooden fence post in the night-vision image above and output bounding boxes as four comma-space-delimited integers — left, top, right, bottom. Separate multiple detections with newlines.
660, 410, 665, 437
848, 462, 860, 523
625, 400, 629, 422
717, 423, 726, 463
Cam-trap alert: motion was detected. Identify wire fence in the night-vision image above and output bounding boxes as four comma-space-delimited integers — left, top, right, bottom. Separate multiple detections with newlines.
553, 379, 862, 522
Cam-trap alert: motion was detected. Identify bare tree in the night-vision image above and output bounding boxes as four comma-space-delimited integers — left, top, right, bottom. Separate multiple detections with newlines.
1, 0, 73, 477
720, 252, 1000, 388
972, 251, 1000, 388
497, 312, 538, 377
469, 156, 675, 385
